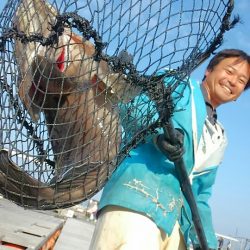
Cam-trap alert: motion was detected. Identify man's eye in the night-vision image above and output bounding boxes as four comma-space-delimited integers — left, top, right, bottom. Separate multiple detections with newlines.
225, 69, 232, 74
239, 79, 247, 85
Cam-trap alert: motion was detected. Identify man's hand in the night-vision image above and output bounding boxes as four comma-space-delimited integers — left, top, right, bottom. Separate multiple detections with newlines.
155, 128, 185, 162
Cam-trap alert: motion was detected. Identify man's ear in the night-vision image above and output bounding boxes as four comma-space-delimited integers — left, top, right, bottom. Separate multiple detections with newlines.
205, 68, 212, 77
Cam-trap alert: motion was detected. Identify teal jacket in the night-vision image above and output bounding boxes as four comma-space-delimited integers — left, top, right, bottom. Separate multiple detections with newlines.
99, 76, 219, 249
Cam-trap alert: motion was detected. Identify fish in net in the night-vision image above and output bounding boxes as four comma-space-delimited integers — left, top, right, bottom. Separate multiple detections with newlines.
0, 0, 238, 210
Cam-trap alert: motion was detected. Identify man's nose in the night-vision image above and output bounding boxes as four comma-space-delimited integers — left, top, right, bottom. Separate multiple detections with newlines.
228, 75, 238, 86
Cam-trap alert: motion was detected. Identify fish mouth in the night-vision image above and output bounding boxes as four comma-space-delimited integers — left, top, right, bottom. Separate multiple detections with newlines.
22, 77, 67, 122
29, 81, 46, 102
18, 78, 45, 121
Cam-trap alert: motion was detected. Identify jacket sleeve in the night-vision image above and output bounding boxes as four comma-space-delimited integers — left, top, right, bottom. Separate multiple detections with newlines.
189, 167, 218, 249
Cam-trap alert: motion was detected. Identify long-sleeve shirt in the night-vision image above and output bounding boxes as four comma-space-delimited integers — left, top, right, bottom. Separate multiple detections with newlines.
98, 74, 227, 249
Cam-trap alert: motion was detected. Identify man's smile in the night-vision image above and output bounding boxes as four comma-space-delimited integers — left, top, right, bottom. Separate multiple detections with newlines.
220, 84, 232, 95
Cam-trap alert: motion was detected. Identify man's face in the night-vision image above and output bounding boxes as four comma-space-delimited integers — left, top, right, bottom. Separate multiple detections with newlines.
204, 57, 250, 107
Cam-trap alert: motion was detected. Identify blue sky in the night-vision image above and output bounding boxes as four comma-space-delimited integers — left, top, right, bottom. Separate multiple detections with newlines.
1, 0, 249, 240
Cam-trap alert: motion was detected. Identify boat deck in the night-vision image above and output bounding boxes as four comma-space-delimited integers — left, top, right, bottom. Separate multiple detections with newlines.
0, 196, 95, 249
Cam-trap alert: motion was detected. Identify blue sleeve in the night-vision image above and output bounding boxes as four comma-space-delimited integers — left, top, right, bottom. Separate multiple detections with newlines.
118, 73, 191, 154
189, 167, 218, 249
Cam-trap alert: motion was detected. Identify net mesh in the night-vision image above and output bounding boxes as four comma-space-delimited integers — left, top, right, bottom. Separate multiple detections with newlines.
0, 0, 237, 209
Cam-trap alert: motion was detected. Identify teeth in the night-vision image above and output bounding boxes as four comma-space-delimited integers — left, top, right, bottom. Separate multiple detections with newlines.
222, 85, 232, 94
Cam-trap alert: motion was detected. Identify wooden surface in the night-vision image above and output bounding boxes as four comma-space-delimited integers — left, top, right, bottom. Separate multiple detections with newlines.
54, 218, 95, 250
0, 196, 95, 249
0, 197, 63, 249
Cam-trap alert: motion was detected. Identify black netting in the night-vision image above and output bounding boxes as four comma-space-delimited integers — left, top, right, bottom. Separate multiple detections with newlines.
0, 0, 237, 209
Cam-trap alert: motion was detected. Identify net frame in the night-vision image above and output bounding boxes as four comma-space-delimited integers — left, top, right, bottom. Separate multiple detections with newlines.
0, 0, 238, 209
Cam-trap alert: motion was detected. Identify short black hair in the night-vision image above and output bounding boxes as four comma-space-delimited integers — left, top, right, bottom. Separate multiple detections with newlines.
206, 49, 250, 90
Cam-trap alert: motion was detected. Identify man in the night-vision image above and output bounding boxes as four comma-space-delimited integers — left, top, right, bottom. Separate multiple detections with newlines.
227, 240, 232, 250
89, 49, 250, 250
218, 237, 224, 249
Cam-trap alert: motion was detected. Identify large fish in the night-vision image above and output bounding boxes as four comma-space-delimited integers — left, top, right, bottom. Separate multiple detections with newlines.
1, 0, 140, 207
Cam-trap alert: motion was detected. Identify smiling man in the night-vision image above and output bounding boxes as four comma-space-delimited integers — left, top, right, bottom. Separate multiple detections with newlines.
203, 50, 250, 108
90, 49, 250, 250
